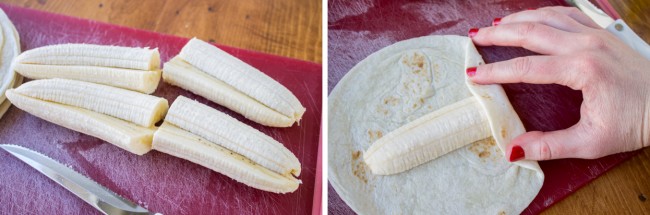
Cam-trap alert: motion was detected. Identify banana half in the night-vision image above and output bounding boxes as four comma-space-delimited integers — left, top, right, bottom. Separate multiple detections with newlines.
163, 38, 306, 127
13, 43, 161, 94
152, 96, 302, 193
6, 79, 168, 155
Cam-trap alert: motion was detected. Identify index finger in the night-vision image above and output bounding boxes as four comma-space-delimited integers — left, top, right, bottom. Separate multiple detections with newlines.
469, 55, 585, 90
471, 22, 585, 55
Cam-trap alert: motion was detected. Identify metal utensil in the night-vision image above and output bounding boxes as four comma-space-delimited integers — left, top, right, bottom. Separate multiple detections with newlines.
570, 0, 650, 59
0, 144, 152, 215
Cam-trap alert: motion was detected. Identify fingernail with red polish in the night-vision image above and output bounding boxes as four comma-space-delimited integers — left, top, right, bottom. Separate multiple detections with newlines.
466, 67, 477, 77
468, 28, 479, 38
492, 18, 502, 26
527, 8, 535, 10
509, 145, 525, 162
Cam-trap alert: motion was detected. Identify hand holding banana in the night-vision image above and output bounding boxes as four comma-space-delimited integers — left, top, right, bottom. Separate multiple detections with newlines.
468, 6, 650, 161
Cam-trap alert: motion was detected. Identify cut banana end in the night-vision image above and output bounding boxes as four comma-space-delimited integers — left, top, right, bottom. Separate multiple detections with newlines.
163, 38, 305, 127
14, 44, 161, 94
164, 96, 301, 177
152, 122, 300, 194
14, 79, 168, 127
363, 97, 492, 175
0, 74, 23, 120
6, 90, 155, 155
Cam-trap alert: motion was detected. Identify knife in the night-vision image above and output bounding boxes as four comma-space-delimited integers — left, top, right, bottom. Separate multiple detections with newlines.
569, 0, 650, 59
0, 144, 152, 215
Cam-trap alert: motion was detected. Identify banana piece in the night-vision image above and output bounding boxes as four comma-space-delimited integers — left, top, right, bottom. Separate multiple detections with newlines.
163, 57, 294, 127
14, 79, 168, 127
163, 38, 305, 127
14, 43, 161, 94
152, 122, 300, 193
364, 97, 492, 175
163, 96, 301, 177
5, 79, 169, 155
5, 90, 156, 155
0, 74, 23, 120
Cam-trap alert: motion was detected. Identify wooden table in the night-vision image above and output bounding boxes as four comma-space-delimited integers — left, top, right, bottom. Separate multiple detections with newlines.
0, 0, 322, 63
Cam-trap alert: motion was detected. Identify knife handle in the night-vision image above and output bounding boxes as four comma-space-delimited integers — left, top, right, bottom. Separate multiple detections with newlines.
606, 19, 650, 60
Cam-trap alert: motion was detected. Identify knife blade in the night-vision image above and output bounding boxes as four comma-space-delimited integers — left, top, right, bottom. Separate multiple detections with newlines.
569, 0, 650, 59
0, 144, 152, 215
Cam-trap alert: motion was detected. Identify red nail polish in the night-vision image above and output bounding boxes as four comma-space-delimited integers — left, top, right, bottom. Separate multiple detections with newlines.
526, 8, 535, 10
466, 67, 477, 77
468, 28, 479, 38
509, 145, 525, 162
492, 18, 502, 26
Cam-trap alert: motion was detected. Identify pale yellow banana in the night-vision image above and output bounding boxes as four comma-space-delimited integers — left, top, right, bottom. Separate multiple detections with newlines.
152, 122, 300, 193
364, 97, 492, 175
0, 74, 23, 120
163, 96, 301, 177
163, 57, 294, 127
5, 79, 169, 155
163, 38, 305, 127
14, 43, 161, 94
14, 79, 168, 127
5, 90, 156, 155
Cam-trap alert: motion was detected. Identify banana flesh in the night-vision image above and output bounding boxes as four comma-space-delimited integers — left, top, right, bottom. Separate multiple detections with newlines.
163, 96, 301, 177
364, 97, 492, 175
5, 79, 169, 155
163, 38, 305, 127
14, 43, 161, 94
163, 57, 295, 127
0, 74, 23, 120
152, 96, 302, 193
6, 90, 156, 155
14, 79, 168, 127
153, 122, 300, 194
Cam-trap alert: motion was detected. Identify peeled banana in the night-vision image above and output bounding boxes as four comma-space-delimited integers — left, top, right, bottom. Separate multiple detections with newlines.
163, 38, 305, 127
15, 79, 168, 127
363, 97, 492, 175
14, 43, 161, 94
6, 79, 169, 155
152, 96, 301, 193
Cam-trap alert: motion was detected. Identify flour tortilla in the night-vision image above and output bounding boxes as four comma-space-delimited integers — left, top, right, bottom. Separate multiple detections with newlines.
329, 35, 544, 214
0, 8, 21, 119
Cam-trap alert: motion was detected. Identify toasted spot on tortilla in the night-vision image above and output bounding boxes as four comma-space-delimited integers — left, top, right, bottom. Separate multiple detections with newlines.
478, 151, 490, 158
351, 151, 369, 183
352, 150, 361, 160
368, 130, 384, 143
383, 96, 399, 106
468, 137, 499, 161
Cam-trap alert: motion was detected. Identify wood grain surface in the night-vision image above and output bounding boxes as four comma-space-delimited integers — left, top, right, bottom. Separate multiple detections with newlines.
0, 0, 322, 63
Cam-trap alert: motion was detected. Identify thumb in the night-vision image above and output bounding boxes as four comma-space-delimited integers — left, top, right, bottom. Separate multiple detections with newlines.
506, 124, 593, 161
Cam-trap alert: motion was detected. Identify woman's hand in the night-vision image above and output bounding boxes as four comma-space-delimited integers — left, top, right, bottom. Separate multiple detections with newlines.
467, 6, 650, 162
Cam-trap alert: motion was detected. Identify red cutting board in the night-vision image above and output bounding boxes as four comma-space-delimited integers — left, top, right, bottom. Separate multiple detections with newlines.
327, 0, 639, 214
0, 4, 322, 215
